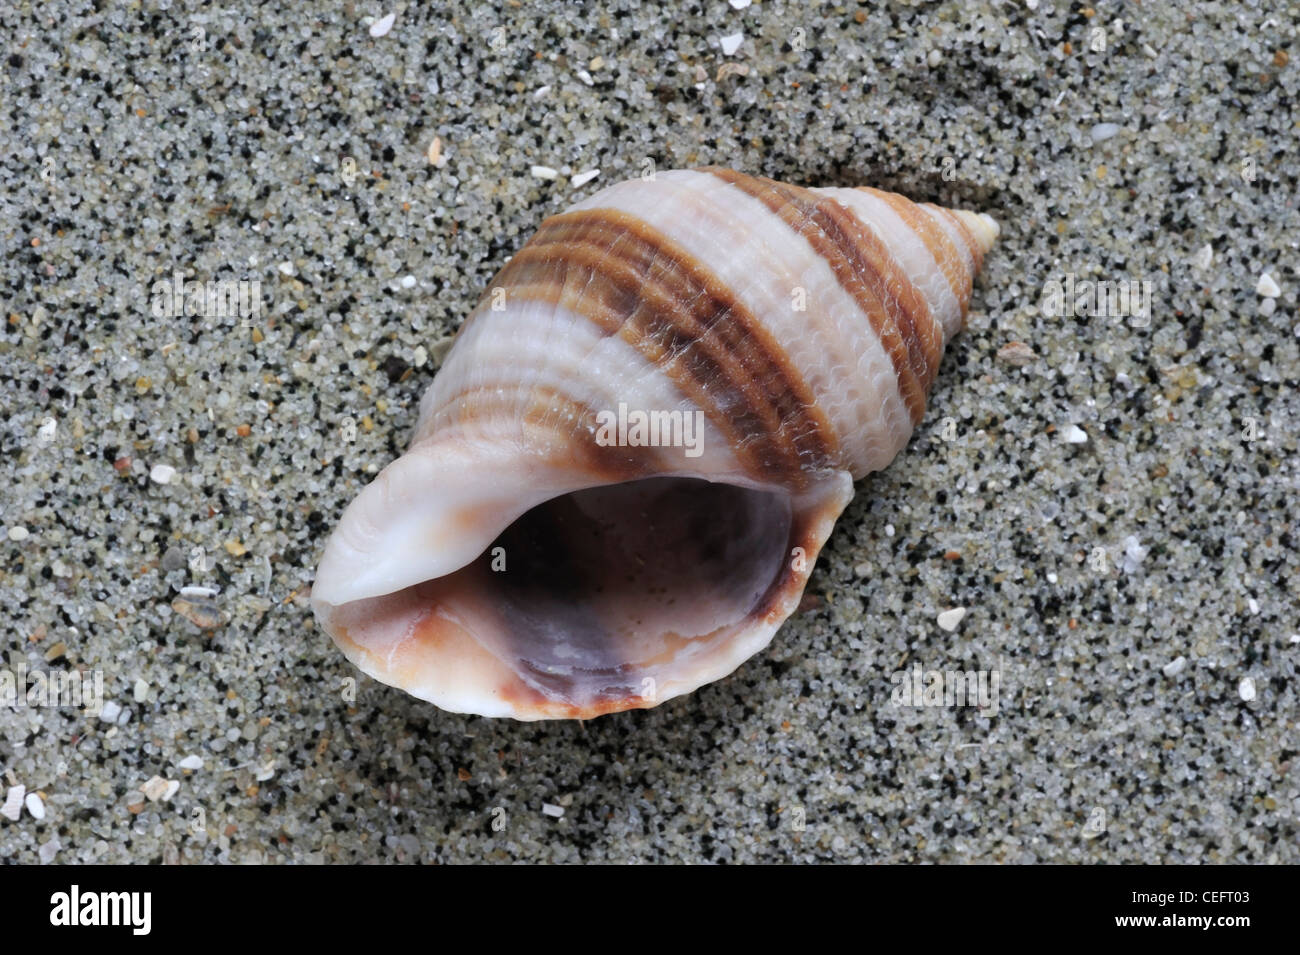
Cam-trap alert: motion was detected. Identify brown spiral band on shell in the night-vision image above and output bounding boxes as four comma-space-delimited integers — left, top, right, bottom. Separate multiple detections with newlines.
858, 187, 975, 313
484, 207, 840, 483
704, 167, 945, 425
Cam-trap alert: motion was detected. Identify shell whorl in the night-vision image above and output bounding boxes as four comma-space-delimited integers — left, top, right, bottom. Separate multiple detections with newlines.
417, 168, 996, 484
313, 168, 997, 720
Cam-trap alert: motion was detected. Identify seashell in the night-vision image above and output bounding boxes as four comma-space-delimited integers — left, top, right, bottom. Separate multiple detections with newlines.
312, 168, 998, 720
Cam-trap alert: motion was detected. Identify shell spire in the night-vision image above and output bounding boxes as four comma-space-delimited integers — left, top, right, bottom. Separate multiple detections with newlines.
312, 168, 997, 720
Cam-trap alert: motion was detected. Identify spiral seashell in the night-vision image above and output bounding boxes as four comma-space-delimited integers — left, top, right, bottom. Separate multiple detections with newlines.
312, 168, 998, 720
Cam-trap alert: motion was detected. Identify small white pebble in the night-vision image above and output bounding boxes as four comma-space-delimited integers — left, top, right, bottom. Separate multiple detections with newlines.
937, 607, 967, 632
98, 700, 122, 723
1121, 535, 1148, 574
720, 33, 744, 56
1064, 424, 1088, 444
576, 69, 594, 86
7, 526, 29, 542
36, 417, 57, 445
426, 136, 442, 166
38, 839, 59, 863
413, 345, 428, 368
400, 274, 417, 289
162, 780, 181, 802
51, 559, 70, 578
1026, 0, 1039, 9
729, 0, 752, 8
541, 802, 565, 818
530, 165, 559, 180
1162, 656, 1186, 677
1248, 597, 1259, 615
926, 49, 943, 67
1089, 122, 1121, 143
277, 260, 295, 276
179, 585, 218, 598
1191, 244, 1213, 270
1260, 297, 1276, 317
1046, 571, 1058, 584
570, 169, 601, 188
884, 524, 895, 537
1, 785, 24, 821
533, 85, 551, 99
368, 12, 396, 38
133, 678, 149, 703
177, 755, 204, 771
24, 792, 45, 821
1256, 273, 1281, 297
1142, 43, 1158, 58
149, 464, 177, 485
1238, 676, 1256, 702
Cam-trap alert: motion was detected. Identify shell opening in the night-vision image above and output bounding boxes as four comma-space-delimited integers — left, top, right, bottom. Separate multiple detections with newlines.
314, 472, 852, 719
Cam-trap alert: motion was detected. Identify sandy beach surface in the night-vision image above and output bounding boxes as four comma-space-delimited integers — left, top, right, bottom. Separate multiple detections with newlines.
1, 1, 1296, 862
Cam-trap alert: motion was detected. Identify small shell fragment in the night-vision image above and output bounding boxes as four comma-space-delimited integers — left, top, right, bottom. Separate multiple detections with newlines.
997, 341, 1037, 365
1089, 122, 1121, 143
149, 464, 177, 485
570, 169, 601, 188
24, 792, 46, 821
172, 596, 226, 630
937, 607, 967, 632
1256, 273, 1281, 298
141, 776, 171, 802
1238, 677, 1256, 702
1, 785, 24, 821
720, 33, 744, 56
368, 12, 396, 38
